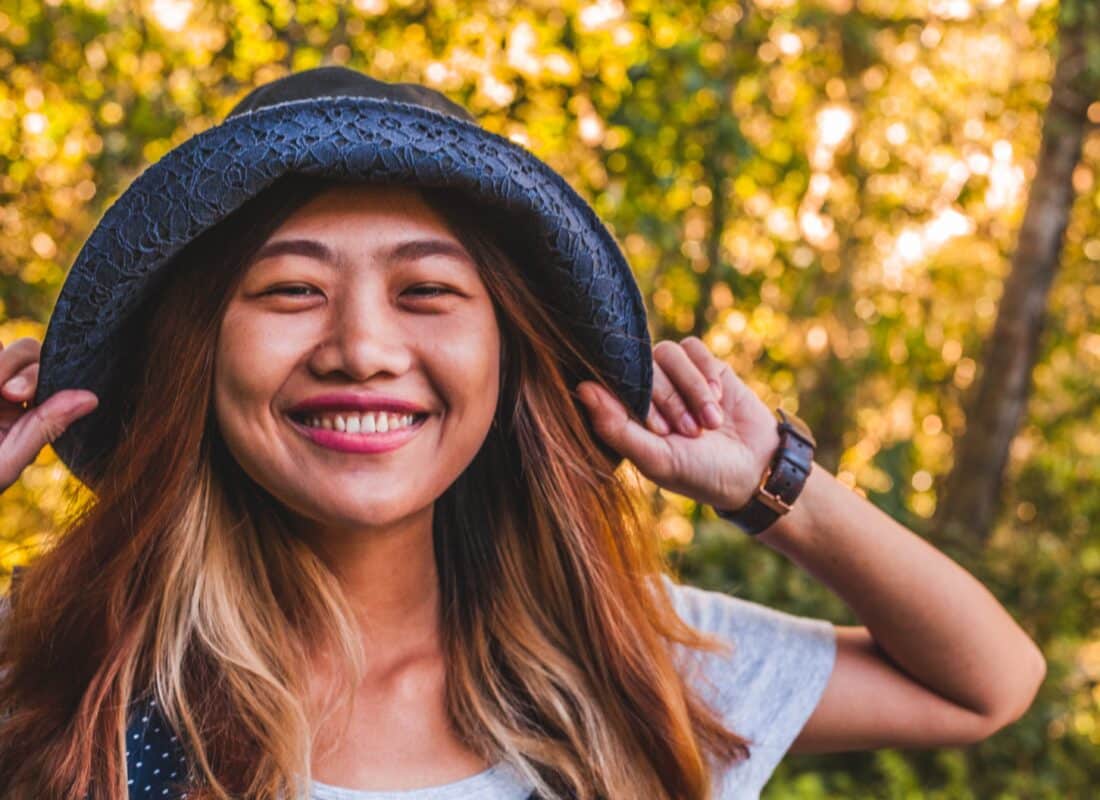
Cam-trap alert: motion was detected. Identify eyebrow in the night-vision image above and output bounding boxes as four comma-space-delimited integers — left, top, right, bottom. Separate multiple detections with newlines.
250, 237, 476, 269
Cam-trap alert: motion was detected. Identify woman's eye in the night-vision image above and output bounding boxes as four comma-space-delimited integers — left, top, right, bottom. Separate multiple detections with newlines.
405, 285, 453, 298
264, 285, 319, 297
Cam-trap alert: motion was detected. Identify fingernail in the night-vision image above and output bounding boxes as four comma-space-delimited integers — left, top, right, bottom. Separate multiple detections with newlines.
679, 411, 699, 435
709, 380, 722, 400
703, 402, 723, 428
5, 376, 26, 393
651, 414, 671, 435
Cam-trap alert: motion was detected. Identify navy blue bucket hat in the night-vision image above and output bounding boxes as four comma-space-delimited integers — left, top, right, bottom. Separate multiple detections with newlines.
34, 65, 653, 485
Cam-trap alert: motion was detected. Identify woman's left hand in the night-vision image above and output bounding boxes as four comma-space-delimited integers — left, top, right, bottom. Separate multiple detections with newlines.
576, 336, 782, 511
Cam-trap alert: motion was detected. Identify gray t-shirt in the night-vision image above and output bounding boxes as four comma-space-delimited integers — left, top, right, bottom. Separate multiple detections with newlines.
309, 577, 837, 800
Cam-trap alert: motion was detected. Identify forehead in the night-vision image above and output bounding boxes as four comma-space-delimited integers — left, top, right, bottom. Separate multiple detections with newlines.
273, 182, 452, 237
246, 182, 481, 275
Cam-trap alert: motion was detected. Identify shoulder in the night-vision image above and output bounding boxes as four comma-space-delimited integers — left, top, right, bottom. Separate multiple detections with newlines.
659, 574, 837, 789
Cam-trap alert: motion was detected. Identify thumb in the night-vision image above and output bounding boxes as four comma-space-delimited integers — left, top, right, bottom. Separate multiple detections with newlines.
577, 381, 624, 427
0, 391, 98, 485
577, 381, 659, 461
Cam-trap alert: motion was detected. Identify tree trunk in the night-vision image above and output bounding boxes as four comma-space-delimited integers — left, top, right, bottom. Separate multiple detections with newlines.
933, 13, 1094, 547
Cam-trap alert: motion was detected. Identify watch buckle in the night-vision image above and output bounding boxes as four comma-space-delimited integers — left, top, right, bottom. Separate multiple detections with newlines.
755, 464, 792, 514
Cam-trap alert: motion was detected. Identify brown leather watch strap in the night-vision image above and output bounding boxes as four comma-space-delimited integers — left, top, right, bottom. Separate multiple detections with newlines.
713, 408, 816, 535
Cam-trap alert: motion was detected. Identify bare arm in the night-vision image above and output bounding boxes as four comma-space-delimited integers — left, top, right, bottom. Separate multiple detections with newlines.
575, 335, 1046, 752
754, 463, 1046, 752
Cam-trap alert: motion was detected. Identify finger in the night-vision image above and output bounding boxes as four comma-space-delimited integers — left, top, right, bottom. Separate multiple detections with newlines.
674, 337, 728, 429
0, 391, 98, 484
680, 337, 726, 402
644, 370, 675, 435
577, 382, 671, 468
653, 339, 724, 433
1, 362, 38, 404
645, 401, 672, 436
0, 338, 41, 388
650, 359, 697, 437
711, 357, 753, 421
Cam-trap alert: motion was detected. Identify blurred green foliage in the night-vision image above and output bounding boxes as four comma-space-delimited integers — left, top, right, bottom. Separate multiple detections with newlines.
1, 0, 1097, 795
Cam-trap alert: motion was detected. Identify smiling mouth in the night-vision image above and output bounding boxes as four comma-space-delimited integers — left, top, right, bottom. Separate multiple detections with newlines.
285, 411, 431, 455
287, 410, 430, 434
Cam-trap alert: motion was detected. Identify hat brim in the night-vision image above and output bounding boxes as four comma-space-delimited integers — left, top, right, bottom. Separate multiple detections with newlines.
36, 96, 652, 485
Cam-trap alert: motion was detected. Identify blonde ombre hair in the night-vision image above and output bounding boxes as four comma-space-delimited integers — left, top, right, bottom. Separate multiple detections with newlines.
0, 175, 753, 799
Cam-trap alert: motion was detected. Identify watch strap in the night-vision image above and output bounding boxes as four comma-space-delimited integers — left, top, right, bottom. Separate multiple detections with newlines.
714, 408, 816, 535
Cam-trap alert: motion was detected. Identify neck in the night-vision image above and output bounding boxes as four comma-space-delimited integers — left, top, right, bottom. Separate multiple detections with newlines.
298, 504, 442, 667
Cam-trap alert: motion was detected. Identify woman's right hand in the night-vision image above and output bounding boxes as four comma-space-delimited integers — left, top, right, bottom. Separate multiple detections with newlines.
0, 337, 99, 493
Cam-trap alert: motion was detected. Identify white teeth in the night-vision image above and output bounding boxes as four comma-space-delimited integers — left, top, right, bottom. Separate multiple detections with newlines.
302, 411, 418, 434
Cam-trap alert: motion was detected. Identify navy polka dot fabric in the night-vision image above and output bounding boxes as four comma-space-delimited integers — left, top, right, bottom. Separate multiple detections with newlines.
124, 697, 191, 798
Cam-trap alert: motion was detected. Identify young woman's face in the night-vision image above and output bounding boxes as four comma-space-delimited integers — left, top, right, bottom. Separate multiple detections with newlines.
214, 183, 501, 534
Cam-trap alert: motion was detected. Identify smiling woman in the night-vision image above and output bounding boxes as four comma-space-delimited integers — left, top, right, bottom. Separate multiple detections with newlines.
0, 161, 762, 799
0, 65, 1043, 800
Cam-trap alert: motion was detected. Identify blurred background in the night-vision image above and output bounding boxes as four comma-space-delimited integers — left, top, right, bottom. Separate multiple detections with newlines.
1, 0, 1097, 796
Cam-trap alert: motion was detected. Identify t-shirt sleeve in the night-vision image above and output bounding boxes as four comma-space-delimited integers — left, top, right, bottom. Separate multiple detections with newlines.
661, 575, 837, 791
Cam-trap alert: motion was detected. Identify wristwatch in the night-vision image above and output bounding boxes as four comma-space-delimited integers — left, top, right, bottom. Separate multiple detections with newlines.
713, 408, 816, 535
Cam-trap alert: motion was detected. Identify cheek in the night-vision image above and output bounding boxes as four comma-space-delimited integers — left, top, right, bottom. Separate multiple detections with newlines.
434, 321, 500, 403
211, 315, 302, 491
215, 317, 255, 408
212, 311, 289, 428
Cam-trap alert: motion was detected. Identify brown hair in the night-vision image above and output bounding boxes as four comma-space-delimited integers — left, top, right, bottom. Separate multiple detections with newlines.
0, 174, 752, 799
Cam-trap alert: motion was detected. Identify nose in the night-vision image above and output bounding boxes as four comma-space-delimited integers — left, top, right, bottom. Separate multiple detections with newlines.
306, 284, 413, 381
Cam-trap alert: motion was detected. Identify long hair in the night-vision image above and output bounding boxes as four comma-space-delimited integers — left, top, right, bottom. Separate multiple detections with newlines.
0, 173, 754, 799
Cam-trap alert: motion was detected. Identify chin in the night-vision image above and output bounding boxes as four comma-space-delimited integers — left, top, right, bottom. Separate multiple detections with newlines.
294, 494, 431, 529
